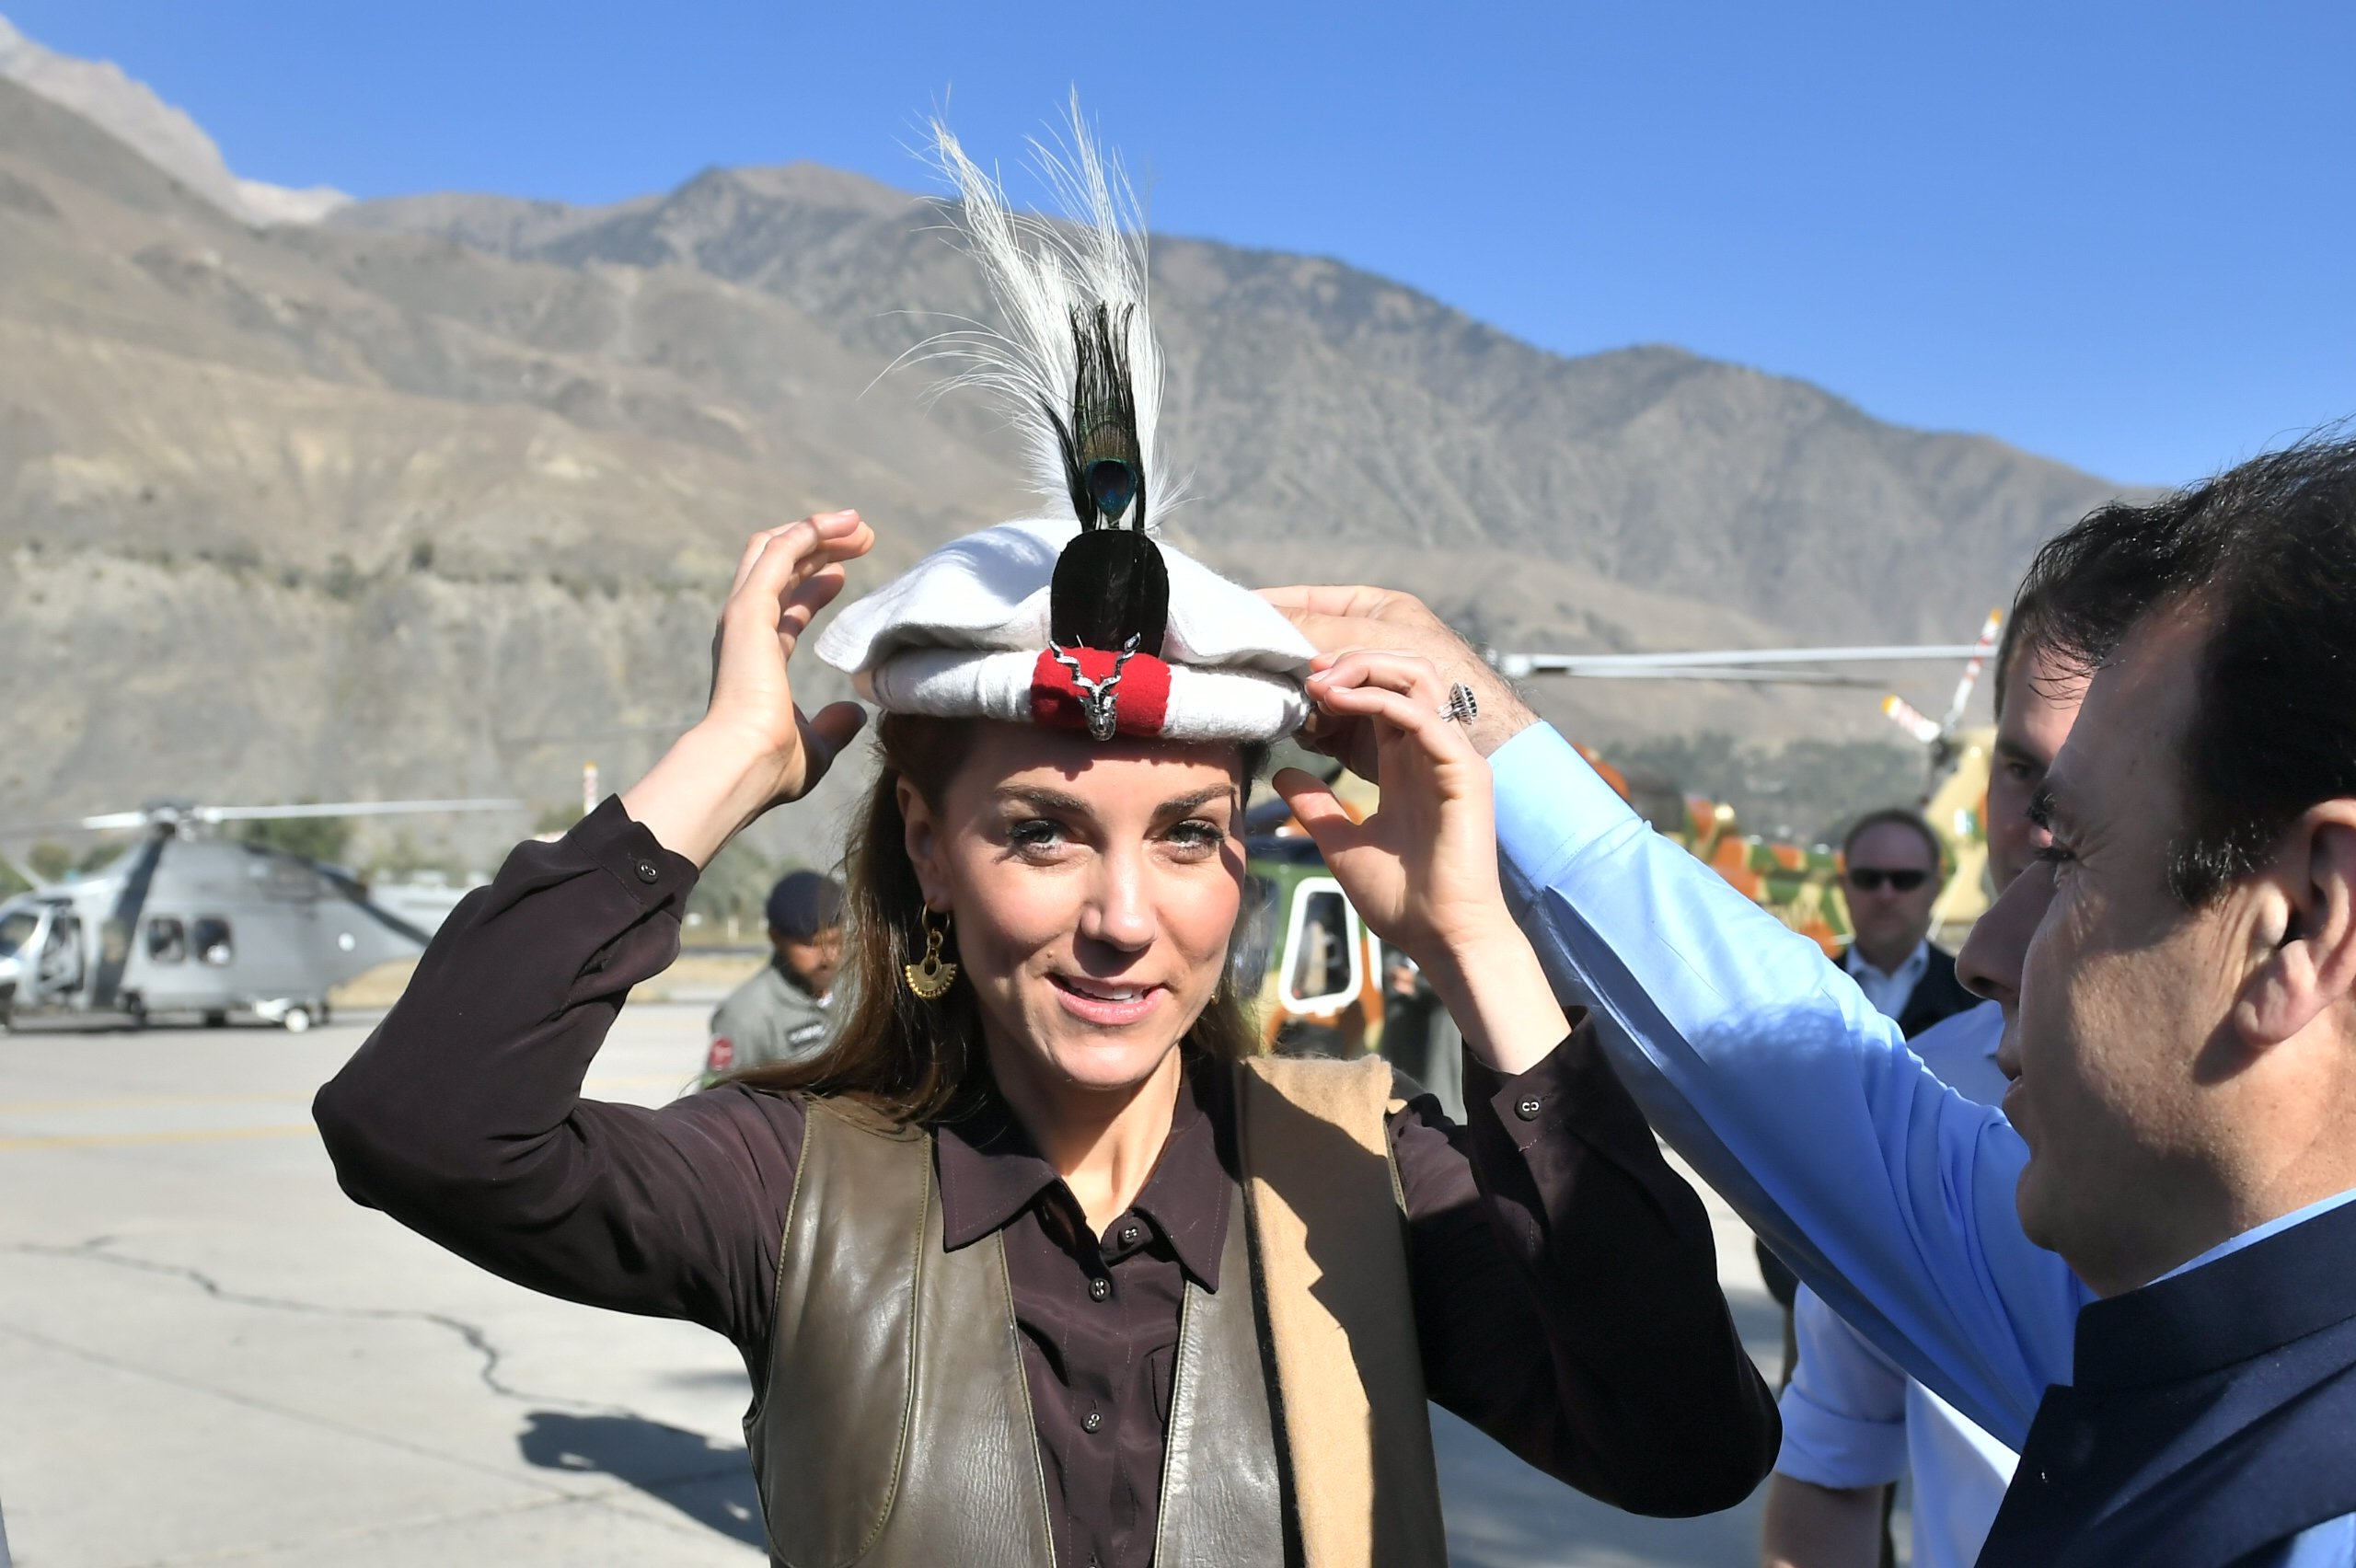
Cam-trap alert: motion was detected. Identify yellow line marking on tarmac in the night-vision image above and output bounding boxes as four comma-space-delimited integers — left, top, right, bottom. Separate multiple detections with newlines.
0, 1123, 319, 1151
0, 1092, 317, 1113
0, 1074, 679, 1116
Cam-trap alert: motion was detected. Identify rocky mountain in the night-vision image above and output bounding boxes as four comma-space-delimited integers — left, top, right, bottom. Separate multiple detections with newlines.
0, 12, 348, 225
339, 166, 2119, 645
0, 40, 2131, 868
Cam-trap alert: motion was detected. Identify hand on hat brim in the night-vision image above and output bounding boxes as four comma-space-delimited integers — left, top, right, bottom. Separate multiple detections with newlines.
1257, 584, 1537, 766
1276, 651, 1502, 968
1274, 648, 1568, 1078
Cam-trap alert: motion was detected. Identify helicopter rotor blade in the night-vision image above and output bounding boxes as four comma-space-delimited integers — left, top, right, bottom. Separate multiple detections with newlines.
1512, 666, 1886, 686
0, 811, 153, 836
1937, 608, 2005, 735
0, 799, 525, 839
1882, 694, 1945, 746
196, 799, 525, 823
1495, 643, 1981, 679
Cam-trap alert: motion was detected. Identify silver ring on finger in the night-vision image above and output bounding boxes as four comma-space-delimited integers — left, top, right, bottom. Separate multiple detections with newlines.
1440, 683, 1479, 725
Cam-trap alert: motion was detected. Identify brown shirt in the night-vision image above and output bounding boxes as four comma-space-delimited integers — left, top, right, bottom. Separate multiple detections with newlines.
314, 800, 1776, 1567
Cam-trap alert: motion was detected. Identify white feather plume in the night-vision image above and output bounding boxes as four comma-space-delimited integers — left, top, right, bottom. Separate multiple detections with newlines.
922, 98, 1173, 529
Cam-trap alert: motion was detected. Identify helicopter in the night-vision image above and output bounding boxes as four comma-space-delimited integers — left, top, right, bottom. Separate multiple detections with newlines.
1237, 624, 2008, 1056
0, 797, 518, 1032
1878, 609, 2005, 940
1499, 614, 2009, 946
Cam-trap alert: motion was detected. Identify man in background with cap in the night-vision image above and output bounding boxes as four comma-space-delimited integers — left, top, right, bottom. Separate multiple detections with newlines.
701, 870, 843, 1085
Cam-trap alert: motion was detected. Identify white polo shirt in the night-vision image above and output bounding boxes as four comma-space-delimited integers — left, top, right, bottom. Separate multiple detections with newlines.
1774, 999, 2019, 1568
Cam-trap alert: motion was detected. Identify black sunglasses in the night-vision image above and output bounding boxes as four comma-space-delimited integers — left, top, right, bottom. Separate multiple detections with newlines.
1845, 867, 1931, 893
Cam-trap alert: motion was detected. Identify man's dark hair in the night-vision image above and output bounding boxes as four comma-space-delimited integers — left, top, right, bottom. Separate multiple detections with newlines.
1842, 807, 1944, 872
2021, 429, 2356, 905
1991, 580, 2051, 722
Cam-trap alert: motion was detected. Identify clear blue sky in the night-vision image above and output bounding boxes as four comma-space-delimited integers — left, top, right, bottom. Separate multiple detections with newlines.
10, 0, 2350, 487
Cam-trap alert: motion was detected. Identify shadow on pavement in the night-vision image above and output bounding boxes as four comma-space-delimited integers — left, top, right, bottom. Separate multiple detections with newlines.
518, 1410, 762, 1546
512, 1401, 1775, 1564
1435, 1403, 1768, 1568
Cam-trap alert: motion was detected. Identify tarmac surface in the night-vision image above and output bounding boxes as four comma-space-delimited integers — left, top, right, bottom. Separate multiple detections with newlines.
0, 1005, 1787, 1568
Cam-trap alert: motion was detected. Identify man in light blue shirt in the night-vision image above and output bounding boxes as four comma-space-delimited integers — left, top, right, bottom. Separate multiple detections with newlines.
1269, 432, 2356, 1566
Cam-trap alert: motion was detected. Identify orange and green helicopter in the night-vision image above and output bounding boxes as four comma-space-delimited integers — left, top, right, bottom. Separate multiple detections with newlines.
1239, 614, 2005, 1055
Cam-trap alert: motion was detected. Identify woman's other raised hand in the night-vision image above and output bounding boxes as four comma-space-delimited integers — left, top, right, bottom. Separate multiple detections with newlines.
623, 512, 875, 866
1274, 650, 1567, 1077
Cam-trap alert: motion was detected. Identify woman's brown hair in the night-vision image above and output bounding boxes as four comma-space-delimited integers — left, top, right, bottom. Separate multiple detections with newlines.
734, 713, 1264, 1123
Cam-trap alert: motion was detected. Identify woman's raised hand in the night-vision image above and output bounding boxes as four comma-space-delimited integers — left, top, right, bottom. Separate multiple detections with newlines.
1274, 652, 1506, 963
703, 513, 875, 791
623, 512, 875, 867
1275, 650, 1568, 1077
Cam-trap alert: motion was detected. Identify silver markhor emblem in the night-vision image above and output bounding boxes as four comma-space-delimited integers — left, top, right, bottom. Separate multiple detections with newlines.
1048, 636, 1141, 741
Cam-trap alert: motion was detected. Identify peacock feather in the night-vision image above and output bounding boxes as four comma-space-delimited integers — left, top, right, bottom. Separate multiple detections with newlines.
926, 99, 1172, 656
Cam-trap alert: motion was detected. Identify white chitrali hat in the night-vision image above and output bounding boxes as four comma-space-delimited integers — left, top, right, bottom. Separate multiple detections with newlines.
814, 111, 1313, 745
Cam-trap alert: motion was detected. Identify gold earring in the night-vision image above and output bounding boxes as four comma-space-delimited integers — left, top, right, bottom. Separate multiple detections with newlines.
904, 908, 959, 1000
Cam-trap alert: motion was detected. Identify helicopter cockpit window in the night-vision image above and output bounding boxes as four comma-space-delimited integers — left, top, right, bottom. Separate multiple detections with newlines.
0, 909, 36, 958
1279, 881, 1362, 1012
261, 858, 317, 900
40, 914, 85, 988
1229, 875, 1279, 999
191, 917, 235, 967
147, 917, 188, 964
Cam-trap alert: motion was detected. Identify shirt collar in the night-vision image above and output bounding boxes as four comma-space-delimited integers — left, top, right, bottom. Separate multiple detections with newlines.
2074, 1188, 2356, 1390
2148, 1187, 2356, 1287
1847, 939, 1930, 986
933, 1053, 1234, 1290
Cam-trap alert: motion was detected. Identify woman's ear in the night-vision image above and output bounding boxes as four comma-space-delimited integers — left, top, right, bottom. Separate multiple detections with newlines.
897, 777, 948, 909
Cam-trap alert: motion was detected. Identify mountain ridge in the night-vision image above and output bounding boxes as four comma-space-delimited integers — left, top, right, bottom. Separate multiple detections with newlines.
479, 156, 2112, 637
0, 52, 2130, 865
0, 10, 348, 224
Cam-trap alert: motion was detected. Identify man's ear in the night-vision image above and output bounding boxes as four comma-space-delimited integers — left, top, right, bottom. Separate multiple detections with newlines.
2235, 802, 2356, 1049
897, 777, 947, 909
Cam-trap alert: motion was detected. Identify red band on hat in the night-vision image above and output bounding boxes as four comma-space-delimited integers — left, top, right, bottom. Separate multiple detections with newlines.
1029, 646, 1172, 736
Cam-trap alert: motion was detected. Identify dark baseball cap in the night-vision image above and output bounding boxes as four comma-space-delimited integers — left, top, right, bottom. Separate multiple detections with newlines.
766, 870, 845, 939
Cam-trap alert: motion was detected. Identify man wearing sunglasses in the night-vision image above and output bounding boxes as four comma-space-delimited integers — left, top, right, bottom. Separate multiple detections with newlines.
1761, 813, 1973, 1319
1838, 810, 1977, 1041
1752, 806, 1980, 1525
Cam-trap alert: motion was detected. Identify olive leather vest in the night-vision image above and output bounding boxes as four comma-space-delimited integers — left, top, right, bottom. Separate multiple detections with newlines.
745, 1054, 1448, 1568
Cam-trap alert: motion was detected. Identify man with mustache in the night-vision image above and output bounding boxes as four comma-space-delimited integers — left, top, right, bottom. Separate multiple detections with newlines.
1274, 432, 2356, 1566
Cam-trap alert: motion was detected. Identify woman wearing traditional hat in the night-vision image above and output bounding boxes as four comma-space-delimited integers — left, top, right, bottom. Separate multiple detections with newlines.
314, 119, 1776, 1567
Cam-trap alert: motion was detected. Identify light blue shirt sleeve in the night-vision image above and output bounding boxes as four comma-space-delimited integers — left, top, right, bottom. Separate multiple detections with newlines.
2255, 1514, 2356, 1568
1777, 1285, 1910, 1489
1489, 721, 2092, 1446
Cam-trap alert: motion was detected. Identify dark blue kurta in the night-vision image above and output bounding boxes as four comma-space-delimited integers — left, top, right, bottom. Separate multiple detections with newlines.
1981, 1197, 2356, 1567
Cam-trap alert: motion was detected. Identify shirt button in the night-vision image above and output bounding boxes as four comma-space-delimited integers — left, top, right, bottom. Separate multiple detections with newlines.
1515, 1095, 1543, 1121
1116, 1222, 1140, 1247
1088, 1276, 1112, 1302
634, 859, 660, 883
1082, 1407, 1103, 1433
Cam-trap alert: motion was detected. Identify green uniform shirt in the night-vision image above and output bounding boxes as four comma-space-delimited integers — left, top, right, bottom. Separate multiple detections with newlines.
704, 963, 836, 1085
